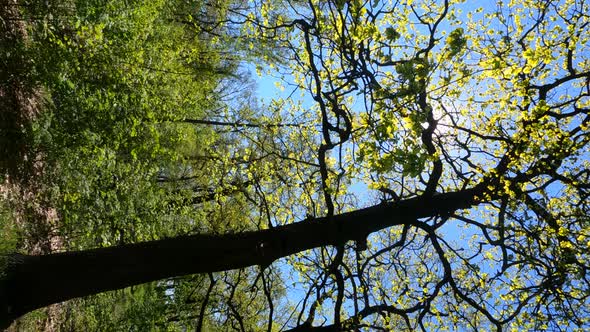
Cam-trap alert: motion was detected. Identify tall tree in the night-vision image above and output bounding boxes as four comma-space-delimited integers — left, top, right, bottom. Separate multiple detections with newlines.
2, 0, 589, 331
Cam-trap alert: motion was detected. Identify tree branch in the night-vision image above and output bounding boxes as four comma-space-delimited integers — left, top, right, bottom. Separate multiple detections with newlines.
1, 185, 485, 328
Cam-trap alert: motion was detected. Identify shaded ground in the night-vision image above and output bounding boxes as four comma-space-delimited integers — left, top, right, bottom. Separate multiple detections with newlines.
0, 0, 40, 181
1, 0, 64, 330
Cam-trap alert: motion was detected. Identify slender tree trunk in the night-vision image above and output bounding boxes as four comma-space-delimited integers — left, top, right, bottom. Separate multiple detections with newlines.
0, 186, 482, 329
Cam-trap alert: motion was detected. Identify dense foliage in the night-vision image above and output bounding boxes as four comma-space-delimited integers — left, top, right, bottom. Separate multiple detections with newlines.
1, 0, 589, 331
3, 0, 285, 330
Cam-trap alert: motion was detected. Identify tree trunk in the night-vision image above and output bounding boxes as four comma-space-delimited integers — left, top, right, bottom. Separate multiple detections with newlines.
0, 186, 482, 329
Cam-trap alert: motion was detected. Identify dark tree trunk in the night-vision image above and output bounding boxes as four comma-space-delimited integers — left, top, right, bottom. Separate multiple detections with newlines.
0, 187, 481, 329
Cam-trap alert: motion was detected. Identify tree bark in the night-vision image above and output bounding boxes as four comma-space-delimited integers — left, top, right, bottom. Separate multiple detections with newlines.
0, 186, 482, 329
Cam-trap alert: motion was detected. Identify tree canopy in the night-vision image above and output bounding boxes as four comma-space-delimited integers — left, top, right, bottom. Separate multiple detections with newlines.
1, 0, 589, 331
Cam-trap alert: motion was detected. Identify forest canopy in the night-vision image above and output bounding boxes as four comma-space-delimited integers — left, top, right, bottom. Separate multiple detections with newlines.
1, 0, 589, 331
